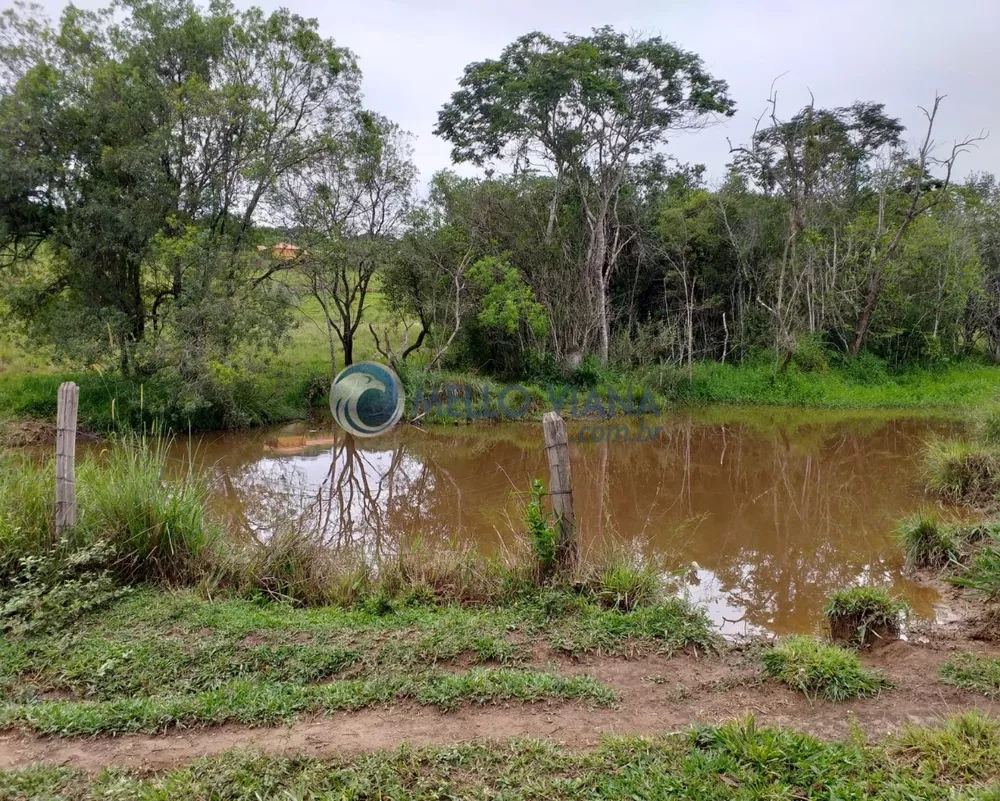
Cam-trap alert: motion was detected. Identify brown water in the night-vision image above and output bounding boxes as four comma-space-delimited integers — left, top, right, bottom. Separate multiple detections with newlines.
170, 410, 963, 636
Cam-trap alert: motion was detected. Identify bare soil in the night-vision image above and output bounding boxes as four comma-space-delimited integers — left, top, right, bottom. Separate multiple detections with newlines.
0, 421, 99, 448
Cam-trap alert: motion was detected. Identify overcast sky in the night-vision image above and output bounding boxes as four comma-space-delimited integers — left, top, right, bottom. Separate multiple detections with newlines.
34, 0, 1000, 188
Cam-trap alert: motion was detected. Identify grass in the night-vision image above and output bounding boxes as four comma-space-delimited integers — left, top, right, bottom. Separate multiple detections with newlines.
940, 653, 1000, 698
4, 713, 1000, 799
0, 670, 616, 735
671, 356, 1000, 409
0, 587, 713, 733
0, 438, 216, 587
896, 511, 966, 569
824, 586, 908, 648
923, 439, 1000, 505
762, 636, 893, 701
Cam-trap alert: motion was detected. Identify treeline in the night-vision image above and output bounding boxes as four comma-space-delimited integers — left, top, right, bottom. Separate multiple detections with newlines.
0, 0, 996, 414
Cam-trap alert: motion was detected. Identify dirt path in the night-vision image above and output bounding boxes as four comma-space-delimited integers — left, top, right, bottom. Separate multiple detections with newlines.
3, 640, 998, 773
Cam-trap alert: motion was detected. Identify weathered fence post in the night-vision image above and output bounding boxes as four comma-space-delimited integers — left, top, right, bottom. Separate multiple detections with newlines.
55, 381, 79, 536
542, 411, 577, 570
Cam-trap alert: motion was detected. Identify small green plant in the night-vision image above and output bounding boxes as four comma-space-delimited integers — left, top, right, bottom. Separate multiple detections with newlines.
762, 636, 892, 701
891, 711, 1000, 782
824, 587, 908, 648
896, 512, 962, 569
524, 480, 557, 576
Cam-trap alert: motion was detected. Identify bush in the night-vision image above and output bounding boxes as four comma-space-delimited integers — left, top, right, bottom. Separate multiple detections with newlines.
524, 480, 557, 577
762, 636, 892, 700
791, 334, 831, 373
823, 587, 908, 648
896, 512, 962, 569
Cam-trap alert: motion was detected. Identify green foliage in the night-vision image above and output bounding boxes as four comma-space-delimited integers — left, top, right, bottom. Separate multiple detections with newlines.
468, 255, 549, 338
0, 437, 216, 585
0, 451, 54, 580
762, 636, 892, 700
0, 541, 125, 635
0, 0, 360, 408
950, 533, 1000, 600
0, 670, 614, 736
892, 711, 1000, 783
81, 438, 215, 583
823, 587, 908, 647
940, 654, 1000, 698
977, 405, 1000, 445
523, 480, 557, 576
0, 588, 713, 710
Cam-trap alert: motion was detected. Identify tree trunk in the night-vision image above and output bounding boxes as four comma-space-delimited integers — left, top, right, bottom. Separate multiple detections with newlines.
343, 334, 354, 367
851, 273, 882, 356
586, 213, 611, 364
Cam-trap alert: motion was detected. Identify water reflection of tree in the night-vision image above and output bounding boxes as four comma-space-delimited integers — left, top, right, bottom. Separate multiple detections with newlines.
579, 418, 930, 634
206, 428, 542, 563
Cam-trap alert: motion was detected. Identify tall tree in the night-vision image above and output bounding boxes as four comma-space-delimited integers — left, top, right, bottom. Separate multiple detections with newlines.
278, 111, 416, 371
435, 27, 734, 363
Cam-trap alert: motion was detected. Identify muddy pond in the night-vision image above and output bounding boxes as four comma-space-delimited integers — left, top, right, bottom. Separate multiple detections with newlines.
167, 409, 965, 637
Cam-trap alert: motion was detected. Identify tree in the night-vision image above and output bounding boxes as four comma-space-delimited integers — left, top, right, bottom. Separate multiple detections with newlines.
278, 111, 416, 372
0, 0, 359, 378
435, 27, 734, 363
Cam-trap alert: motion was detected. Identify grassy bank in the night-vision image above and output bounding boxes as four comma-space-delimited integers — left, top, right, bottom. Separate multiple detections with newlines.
5, 713, 1000, 799
0, 587, 716, 735
3, 356, 999, 435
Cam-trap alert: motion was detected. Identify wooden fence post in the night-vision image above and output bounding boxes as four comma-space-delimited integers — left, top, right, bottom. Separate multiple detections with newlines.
55, 381, 79, 536
542, 411, 577, 570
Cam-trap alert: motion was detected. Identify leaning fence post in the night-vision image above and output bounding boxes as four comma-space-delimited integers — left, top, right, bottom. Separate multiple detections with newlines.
55, 381, 79, 536
542, 411, 577, 570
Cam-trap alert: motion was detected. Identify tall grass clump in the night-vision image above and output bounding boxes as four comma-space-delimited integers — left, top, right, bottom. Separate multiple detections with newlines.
0, 452, 57, 580
80, 437, 216, 583
896, 511, 962, 569
584, 547, 661, 611
1, 437, 216, 587
762, 636, 892, 700
923, 438, 1000, 505
824, 587, 908, 648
